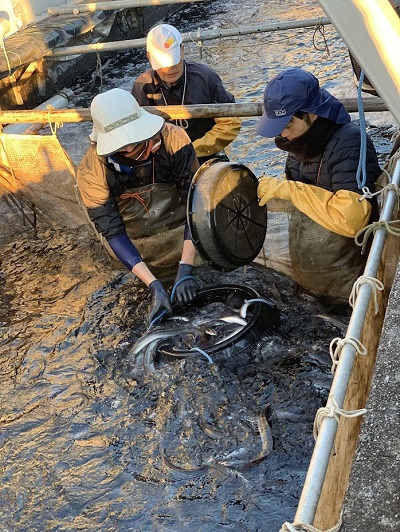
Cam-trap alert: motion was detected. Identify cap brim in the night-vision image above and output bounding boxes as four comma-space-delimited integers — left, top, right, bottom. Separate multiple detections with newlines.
95, 110, 164, 156
255, 112, 292, 138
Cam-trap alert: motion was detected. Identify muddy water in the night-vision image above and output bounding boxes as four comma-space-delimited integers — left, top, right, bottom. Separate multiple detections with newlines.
0, 0, 396, 530
1, 225, 341, 531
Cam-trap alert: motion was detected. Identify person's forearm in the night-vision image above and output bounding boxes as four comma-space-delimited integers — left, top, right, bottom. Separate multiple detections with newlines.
192, 117, 241, 156
258, 177, 371, 237
131, 261, 157, 287
108, 234, 156, 285
180, 239, 197, 265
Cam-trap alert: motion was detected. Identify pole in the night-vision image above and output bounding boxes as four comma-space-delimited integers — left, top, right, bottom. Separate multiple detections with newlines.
48, 0, 203, 16
293, 159, 400, 525
0, 99, 389, 125
1, 89, 74, 134
48, 17, 330, 57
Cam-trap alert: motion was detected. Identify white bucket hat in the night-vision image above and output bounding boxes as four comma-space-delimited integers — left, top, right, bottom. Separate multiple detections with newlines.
147, 24, 183, 70
89, 88, 164, 156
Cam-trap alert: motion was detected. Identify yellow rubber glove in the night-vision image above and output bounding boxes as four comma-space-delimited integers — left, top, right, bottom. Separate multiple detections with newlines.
257, 177, 371, 238
257, 176, 292, 205
192, 117, 241, 157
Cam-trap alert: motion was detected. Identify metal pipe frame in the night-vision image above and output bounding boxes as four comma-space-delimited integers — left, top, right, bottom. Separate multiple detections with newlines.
48, 0, 202, 15
48, 17, 330, 57
294, 158, 400, 525
1, 88, 74, 134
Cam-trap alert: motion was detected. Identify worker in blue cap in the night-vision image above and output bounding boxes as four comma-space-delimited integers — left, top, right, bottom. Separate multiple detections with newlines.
256, 68, 381, 304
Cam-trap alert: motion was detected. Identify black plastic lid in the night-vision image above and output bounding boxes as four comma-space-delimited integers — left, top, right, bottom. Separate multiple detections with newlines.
187, 159, 267, 271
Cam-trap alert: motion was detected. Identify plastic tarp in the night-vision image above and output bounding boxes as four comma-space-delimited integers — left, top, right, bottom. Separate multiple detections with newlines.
0, 9, 115, 79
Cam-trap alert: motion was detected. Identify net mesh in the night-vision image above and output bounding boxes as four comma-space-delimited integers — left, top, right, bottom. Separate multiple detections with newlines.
253, 200, 295, 278
0, 133, 87, 229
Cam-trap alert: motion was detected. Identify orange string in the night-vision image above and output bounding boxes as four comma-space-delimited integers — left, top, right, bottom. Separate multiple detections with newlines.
119, 187, 154, 216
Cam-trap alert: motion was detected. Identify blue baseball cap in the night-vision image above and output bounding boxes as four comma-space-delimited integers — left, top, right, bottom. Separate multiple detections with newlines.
256, 68, 351, 138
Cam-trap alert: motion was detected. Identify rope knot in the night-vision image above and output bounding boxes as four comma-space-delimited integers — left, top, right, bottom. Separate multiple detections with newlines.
355, 219, 400, 254
349, 275, 384, 314
119, 188, 154, 216
313, 396, 367, 441
359, 185, 381, 200
47, 105, 62, 134
329, 336, 367, 374
381, 178, 400, 209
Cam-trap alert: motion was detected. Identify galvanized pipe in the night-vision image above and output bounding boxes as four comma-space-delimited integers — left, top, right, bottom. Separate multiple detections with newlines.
1, 89, 74, 134
294, 158, 400, 525
0, 98, 389, 125
48, 17, 330, 57
48, 0, 203, 16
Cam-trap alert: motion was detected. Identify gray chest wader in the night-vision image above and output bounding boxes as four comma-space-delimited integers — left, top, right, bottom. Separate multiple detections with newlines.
118, 182, 186, 270
289, 209, 366, 303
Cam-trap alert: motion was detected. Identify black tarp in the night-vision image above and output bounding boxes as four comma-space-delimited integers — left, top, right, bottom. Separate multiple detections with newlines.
0, 9, 115, 79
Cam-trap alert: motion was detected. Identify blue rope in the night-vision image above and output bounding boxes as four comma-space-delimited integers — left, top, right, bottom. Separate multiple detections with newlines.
148, 309, 167, 329
170, 275, 202, 300
356, 70, 368, 190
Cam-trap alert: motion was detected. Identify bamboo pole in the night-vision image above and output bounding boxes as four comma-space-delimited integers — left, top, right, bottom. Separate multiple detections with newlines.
48, 17, 330, 57
0, 99, 389, 125
48, 0, 203, 16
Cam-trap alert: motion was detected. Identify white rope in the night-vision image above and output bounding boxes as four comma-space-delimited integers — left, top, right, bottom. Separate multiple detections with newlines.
348, 275, 384, 314
355, 219, 400, 254
313, 396, 367, 440
280, 517, 342, 532
381, 181, 400, 209
47, 105, 63, 135
329, 336, 367, 375
359, 185, 381, 201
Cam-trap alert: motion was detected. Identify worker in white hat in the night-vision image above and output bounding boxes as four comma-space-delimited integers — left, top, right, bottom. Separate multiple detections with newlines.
132, 23, 241, 165
77, 88, 201, 326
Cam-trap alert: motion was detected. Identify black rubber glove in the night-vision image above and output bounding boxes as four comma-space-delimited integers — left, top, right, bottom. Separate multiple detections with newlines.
172, 263, 199, 307
148, 280, 173, 325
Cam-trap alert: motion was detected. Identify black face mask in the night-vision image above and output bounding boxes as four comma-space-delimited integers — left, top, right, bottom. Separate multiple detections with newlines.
274, 117, 341, 162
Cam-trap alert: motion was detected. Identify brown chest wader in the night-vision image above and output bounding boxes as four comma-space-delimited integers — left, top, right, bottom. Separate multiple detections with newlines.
117, 181, 186, 270
289, 209, 367, 303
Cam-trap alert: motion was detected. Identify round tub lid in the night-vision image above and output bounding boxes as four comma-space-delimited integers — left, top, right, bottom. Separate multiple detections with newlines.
187, 159, 267, 271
